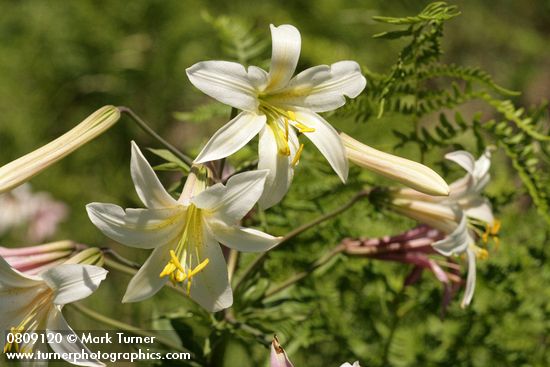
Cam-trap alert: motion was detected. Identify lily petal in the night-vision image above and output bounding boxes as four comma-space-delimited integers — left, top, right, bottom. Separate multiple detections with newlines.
267, 24, 301, 92
271, 61, 366, 112
122, 242, 172, 303
131, 141, 178, 209
294, 110, 348, 182
0, 256, 42, 290
445, 150, 476, 174
194, 112, 266, 164
47, 307, 105, 367
257, 125, 293, 209
463, 198, 494, 224
432, 214, 471, 256
192, 170, 268, 222
186, 60, 259, 112
461, 247, 477, 308
207, 219, 281, 252
41, 264, 108, 305
86, 203, 184, 249
187, 228, 232, 312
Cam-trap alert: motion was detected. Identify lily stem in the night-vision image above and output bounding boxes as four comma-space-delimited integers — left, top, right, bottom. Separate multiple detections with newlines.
118, 106, 194, 166
234, 189, 370, 292
70, 303, 190, 354
264, 244, 346, 298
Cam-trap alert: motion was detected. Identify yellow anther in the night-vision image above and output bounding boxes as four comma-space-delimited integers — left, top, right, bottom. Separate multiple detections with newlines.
295, 122, 315, 133
481, 230, 489, 244
188, 258, 210, 277
472, 245, 489, 260
291, 144, 305, 167
491, 219, 501, 235
159, 262, 176, 278
169, 250, 184, 272
287, 110, 297, 121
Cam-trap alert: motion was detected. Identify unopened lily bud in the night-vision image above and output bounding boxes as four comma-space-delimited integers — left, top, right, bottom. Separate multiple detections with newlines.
340, 133, 449, 196
0, 105, 121, 193
64, 247, 104, 267
270, 336, 295, 367
0, 240, 79, 274
389, 197, 460, 234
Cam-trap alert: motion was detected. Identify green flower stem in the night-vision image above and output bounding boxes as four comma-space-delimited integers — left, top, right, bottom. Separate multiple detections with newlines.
234, 189, 370, 292
227, 249, 239, 282
70, 303, 190, 354
263, 244, 346, 298
117, 106, 194, 166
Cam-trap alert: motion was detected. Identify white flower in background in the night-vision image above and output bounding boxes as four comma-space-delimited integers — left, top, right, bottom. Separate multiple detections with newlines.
0, 105, 120, 194
389, 149, 499, 307
340, 132, 449, 196
186, 24, 366, 209
0, 184, 68, 242
0, 258, 107, 366
270, 336, 361, 367
86, 142, 281, 312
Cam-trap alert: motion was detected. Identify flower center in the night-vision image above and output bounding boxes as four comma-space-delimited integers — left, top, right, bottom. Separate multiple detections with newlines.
4, 288, 53, 353
159, 204, 209, 295
258, 101, 314, 166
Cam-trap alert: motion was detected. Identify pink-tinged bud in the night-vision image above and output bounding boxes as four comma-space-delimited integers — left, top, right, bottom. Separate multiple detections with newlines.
0, 106, 120, 193
0, 241, 103, 275
340, 133, 449, 196
270, 336, 295, 367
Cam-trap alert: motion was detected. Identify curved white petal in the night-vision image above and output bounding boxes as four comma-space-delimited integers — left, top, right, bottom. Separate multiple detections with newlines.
192, 170, 268, 222
0, 256, 42, 290
445, 150, 475, 174
294, 111, 348, 182
86, 203, 184, 249
187, 229, 232, 312
41, 265, 107, 305
207, 219, 281, 252
461, 248, 477, 308
186, 60, 259, 111
267, 24, 301, 92
194, 112, 266, 163
432, 214, 471, 256
47, 308, 105, 367
247, 66, 269, 90
340, 363, 361, 367
463, 198, 494, 224
270, 61, 366, 112
130, 141, 177, 209
257, 126, 293, 209
122, 242, 172, 303
0, 287, 46, 348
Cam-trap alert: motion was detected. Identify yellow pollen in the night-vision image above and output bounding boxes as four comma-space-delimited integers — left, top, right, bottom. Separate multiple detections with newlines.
287, 110, 297, 120
291, 144, 304, 167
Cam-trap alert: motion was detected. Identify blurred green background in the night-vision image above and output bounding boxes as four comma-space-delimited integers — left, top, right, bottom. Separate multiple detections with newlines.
0, 1, 548, 366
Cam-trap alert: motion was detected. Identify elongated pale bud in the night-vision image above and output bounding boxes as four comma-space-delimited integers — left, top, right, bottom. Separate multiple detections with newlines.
0, 240, 84, 274
340, 133, 449, 196
0, 105, 121, 193
270, 336, 295, 367
64, 247, 104, 267
389, 198, 460, 234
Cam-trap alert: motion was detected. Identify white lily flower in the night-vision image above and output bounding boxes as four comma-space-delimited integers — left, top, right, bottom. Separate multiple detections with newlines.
186, 24, 366, 209
340, 133, 449, 196
0, 258, 107, 366
0, 106, 120, 194
389, 149, 498, 307
86, 142, 281, 312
